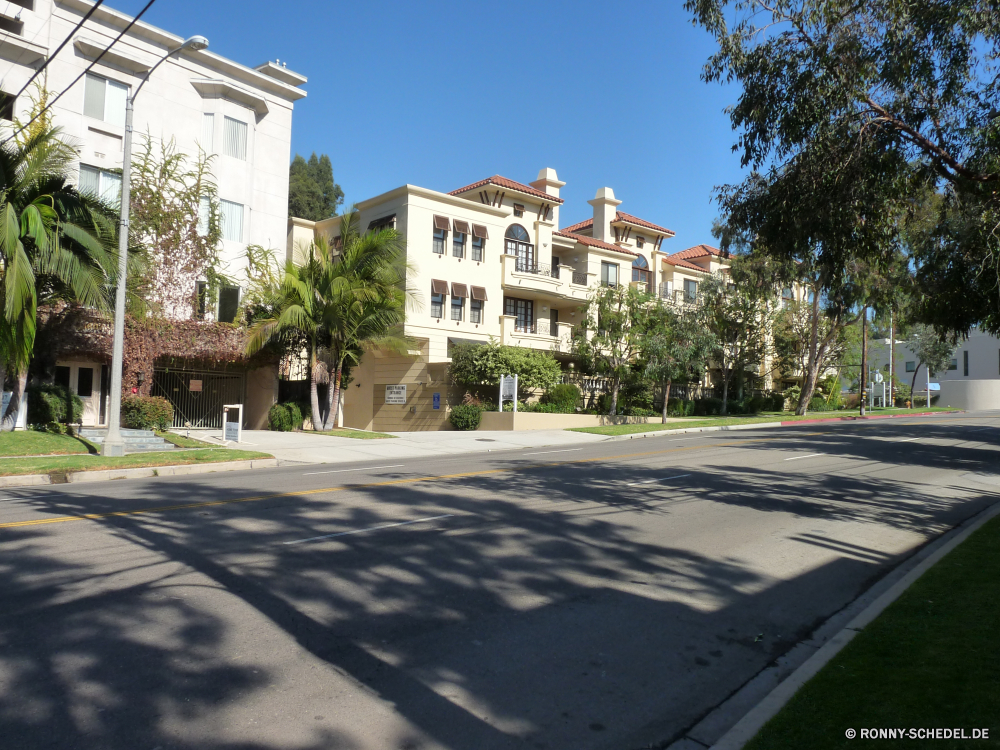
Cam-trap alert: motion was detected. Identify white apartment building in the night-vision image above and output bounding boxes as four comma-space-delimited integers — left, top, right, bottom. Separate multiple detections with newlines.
289, 168, 741, 431
1, 0, 306, 427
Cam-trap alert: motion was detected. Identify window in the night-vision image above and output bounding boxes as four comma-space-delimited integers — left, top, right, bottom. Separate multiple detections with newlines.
201, 113, 215, 153
451, 295, 464, 321
196, 281, 208, 319
684, 278, 698, 302
472, 235, 484, 261
632, 255, 650, 285
470, 298, 483, 323
782, 287, 793, 309
54, 366, 70, 388
947, 358, 958, 371
223, 116, 248, 160
905, 361, 916, 373
0, 14, 25, 36
513, 203, 524, 217
79, 164, 122, 205
453, 232, 465, 258
84, 73, 127, 127
433, 228, 446, 254
431, 293, 444, 318
504, 297, 533, 332
218, 285, 240, 323
77, 367, 94, 398
505, 224, 533, 270
0, 92, 14, 121
963, 350, 969, 376
636, 235, 645, 249
220, 199, 244, 242
601, 262, 618, 287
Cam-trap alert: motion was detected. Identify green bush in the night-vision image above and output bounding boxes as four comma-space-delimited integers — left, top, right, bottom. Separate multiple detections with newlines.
268, 401, 306, 431
667, 398, 696, 416
540, 383, 580, 413
449, 403, 483, 430
693, 397, 725, 416
121, 396, 174, 430
26, 384, 84, 425
623, 406, 658, 417
809, 396, 835, 412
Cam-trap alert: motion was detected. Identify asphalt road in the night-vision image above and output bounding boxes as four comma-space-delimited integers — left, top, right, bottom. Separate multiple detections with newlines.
1, 413, 999, 750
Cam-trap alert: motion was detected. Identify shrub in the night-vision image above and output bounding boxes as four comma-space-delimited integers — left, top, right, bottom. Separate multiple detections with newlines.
449, 403, 482, 430
540, 383, 580, 413
667, 398, 696, 416
623, 406, 658, 417
268, 401, 305, 431
809, 396, 835, 412
693, 397, 724, 416
121, 396, 173, 430
26, 384, 84, 426
768, 393, 787, 412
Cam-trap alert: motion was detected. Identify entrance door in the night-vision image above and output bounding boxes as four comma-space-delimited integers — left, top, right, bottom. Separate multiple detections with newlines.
152, 369, 246, 428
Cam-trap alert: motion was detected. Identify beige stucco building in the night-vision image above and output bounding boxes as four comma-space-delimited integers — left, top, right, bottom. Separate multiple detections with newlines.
289, 168, 745, 431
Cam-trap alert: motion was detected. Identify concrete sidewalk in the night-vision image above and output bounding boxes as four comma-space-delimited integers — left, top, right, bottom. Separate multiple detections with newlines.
181, 428, 608, 465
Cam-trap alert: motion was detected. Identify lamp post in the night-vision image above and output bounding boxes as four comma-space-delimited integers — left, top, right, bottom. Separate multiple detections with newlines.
102, 35, 209, 456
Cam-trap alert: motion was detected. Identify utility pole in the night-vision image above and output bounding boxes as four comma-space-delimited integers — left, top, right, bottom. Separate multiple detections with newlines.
888, 309, 894, 409
860, 306, 867, 417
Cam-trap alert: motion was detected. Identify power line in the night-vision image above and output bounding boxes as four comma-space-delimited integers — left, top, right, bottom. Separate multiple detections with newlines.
2, 0, 157, 147
8, 0, 107, 105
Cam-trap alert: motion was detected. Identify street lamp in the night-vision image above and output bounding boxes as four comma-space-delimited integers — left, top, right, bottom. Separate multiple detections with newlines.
103, 35, 210, 456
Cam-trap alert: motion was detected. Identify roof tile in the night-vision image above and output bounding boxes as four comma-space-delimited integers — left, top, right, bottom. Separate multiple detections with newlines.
449, 175, 565, 204
671, 244, 722, 260
554, 230, 639, 257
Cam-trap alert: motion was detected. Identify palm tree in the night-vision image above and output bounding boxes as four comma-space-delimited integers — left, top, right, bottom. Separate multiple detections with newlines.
245, 211, 413, 431
0, 126, 116, 430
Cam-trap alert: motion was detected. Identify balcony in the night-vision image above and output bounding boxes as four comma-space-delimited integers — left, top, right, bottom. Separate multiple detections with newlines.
501, 315, 574, 352
658, 283, 698, 306
501, 254, 591, 302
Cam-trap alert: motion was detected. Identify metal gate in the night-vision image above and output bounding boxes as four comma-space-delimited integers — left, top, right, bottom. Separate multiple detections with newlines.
152, 369, 246, 428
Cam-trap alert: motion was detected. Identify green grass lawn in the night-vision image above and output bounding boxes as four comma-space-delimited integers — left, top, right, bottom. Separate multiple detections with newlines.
0, 448, 272, 478
567, 408, 959, 437
157, 430, 218, 449
744, 512, 1000, 750
306, 429, 397, 439
0, 430, 95, 457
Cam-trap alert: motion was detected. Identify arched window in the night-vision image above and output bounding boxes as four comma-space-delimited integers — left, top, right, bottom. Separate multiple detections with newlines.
505, 224, 534, 270
632, 254, 650, 284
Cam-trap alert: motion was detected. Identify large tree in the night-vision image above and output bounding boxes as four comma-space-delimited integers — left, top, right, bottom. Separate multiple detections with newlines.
288, 153, 344, 222
687, 0, 1000, 334
640, 303, 716, 423
906, 324, 957, 406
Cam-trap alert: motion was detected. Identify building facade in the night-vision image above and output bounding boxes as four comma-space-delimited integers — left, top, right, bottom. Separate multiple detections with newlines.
2, 0, 306, 427
289, 168, 749, 431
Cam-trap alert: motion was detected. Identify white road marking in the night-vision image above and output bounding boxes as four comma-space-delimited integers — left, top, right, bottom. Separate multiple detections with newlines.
523, 449, 583, 456
896, 437, 921, 442
627, 473, 692, 486
783, 453, 824, 461
283, 514, 455, 545
303, 464, 405, 476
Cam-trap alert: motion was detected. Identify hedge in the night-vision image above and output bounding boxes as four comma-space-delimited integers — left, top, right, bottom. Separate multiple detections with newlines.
26, 384, 83, 425
268, 401, 305, 431
449, 403, 483, 430
121, 396, 174, 430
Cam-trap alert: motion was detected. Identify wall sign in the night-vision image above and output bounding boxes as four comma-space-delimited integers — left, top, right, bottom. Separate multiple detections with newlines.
433, 392, 440, 410
189, 379, 203, 392
385, 385, 407, 405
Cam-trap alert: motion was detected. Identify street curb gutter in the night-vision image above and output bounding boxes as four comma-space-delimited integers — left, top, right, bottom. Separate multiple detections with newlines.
0, 458, 278, 489
703, 499, 1000, 750
600, 410, 960, 443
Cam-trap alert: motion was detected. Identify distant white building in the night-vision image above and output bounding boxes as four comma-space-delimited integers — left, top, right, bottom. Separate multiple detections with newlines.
1, 0, 307, 428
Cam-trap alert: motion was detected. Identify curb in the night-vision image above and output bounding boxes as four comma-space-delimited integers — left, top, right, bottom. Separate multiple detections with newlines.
599, 411, 960, 443
690, 499, 1000, 750
0, 458, 279, 489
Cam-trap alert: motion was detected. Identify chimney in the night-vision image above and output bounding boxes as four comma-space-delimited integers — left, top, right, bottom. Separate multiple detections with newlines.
587, 187, 622, 242
530, 168, 566, 227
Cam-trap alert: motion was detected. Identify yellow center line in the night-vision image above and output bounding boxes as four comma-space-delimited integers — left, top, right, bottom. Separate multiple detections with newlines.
0, 429, 835, 531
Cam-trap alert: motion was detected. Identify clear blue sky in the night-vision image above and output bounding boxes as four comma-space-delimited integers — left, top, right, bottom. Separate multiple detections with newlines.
121, 0, 745, 250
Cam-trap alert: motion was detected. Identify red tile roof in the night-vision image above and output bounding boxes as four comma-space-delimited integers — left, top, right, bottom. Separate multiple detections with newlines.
614, 211, 675, 237
554, 230, 639, 257
449, 175, 565, 204
671, 244, 722, 260
558, 212, 675, 237
661, 254, 710, 273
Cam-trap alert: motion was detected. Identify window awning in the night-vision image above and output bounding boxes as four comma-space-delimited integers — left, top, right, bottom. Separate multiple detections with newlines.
431, 279, 449, 295
451, 283, 469, 298
453, 219, 471, 235
470, 286, 488, 301
368, 214, 396, 231
472, 224, 489, 239
433, 215, 450, 231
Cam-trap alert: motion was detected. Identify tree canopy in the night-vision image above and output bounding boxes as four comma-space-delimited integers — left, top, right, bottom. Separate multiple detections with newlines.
288, 153, 344, 222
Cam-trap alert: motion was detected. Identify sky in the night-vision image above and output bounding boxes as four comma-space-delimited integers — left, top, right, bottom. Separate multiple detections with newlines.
117, 0, 747, 250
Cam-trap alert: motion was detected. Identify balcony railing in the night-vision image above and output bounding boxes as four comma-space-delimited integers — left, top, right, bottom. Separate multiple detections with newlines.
571, 270, 588, 286
514, 259, 553, 277
513, 320, 537, 334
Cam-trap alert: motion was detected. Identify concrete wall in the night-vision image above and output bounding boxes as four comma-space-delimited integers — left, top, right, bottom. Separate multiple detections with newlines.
244, 365, 279, 429
478, 412, 676, 431
937, 380, 1000, 411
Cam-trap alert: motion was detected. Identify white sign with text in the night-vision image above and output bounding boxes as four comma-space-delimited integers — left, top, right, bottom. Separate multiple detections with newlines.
385, 385, 407, 405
